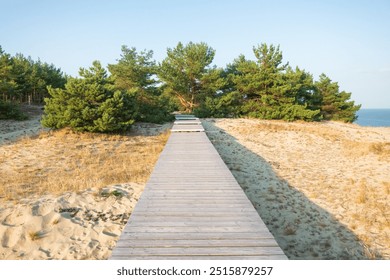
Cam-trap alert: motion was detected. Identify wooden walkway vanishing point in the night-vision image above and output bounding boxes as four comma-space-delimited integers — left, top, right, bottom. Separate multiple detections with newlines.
110, 115, 287, 260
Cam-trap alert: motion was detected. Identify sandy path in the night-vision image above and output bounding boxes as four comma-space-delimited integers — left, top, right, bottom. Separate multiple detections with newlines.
0, 105, 46, 145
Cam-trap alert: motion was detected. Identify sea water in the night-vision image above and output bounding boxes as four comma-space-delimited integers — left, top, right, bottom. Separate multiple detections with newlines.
355, 109, 390, 127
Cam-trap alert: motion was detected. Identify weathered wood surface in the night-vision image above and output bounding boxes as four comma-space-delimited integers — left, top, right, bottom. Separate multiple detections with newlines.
172, 117, 204, 132
110, 120, 287, 260
174, 114, 198, 120
171, 124, 205, 132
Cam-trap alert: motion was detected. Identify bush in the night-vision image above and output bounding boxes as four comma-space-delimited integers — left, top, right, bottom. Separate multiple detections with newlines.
135, 94, 175, 124
41, 61, 136, 133
194, 91, 242, 118
0, 100, 28, 120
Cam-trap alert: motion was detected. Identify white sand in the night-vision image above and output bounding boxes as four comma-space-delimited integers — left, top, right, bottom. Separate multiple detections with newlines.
0, 183, 143, 259
0, 105, 46, 145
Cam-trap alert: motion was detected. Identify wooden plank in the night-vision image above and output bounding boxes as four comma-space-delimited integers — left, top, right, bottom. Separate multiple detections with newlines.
112, 255, 286, 260
114, 238, 280, 248
123, 227, 270, 234
131, 208, 258, 214
129, 214, 262, 220
127, 221, 268, 227
174, 115, 197, 120
118, 232, 277, 240
110, 118, 287, 260
112, 247, 285, 256
128, 215, 263, 222
135, 199, 254, 206
171, 125, 205, 132
174, 120, 202, 125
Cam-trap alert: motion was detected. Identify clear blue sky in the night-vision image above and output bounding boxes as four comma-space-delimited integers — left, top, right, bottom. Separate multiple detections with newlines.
1, 0, 389, 108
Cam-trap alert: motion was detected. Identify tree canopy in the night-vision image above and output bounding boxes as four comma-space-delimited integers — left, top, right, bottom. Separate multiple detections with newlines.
1, 43, 361, 127
0, 46, 66, 104
158, 42, 225, 112
195, 43, 359, 122
108, 45, 174, 123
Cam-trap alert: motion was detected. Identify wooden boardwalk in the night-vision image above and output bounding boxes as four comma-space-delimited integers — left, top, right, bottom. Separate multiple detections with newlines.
110, 117, 287, 260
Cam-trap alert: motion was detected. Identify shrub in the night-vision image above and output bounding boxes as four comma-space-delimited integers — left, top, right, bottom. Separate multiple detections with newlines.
41, 61, 136, 132
0, 100, 28, 120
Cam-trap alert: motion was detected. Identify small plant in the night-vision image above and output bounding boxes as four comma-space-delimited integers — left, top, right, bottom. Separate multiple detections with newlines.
29, 231, 45, 241
111, 190, 124, 197
356, 180, 368, 204
283, 225, 297, 235
100, 189, 124, 198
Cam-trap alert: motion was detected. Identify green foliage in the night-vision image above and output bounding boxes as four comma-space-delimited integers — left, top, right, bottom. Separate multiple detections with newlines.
316, 74, 361, 122
228, 44, 322, 121
194, 91, 242, 118
158, 42, 225, 112
108, 46, 174, 123
100, 189, 124, 198
3, 43, 361, 125
0, 100, 28, 120
0, 46, 66, 104
134, 93, 175, 123
108, 46, 157, 92
0, 47, 16, 99
42, 61, 135, 132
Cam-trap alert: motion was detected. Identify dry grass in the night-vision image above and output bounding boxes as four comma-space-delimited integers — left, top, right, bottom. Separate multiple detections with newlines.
355, 180, 368, 204
369, 142, 390, 157
0, 127, 170, 201
29, 231, 46, 241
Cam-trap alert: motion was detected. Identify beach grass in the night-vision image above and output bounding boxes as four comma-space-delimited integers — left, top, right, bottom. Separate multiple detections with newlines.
0, 127, 170, 201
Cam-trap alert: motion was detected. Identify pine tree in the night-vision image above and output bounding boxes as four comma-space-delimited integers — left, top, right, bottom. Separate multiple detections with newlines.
281, 67, 322, 121
0, 47, 16, 100
158, 42, 224, 112
42, 61, 136, 132
315, 74, 361, 122
108, 46, 174, 123
230, 44, 320, 121
1, 46, 66, 105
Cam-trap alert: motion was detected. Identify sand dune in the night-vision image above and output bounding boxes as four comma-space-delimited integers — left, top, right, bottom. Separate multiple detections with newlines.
0, 112, 170, 259
203, 118, 390, 259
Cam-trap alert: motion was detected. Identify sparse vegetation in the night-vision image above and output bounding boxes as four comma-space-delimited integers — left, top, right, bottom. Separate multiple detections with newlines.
356, 180, 368, 204
205, 118, 390, 259
283, 225, 297, 235
0, 127, 170, 201
100, 189, 124, 198
369, 142, 390, 156
29, 231, 45, 241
